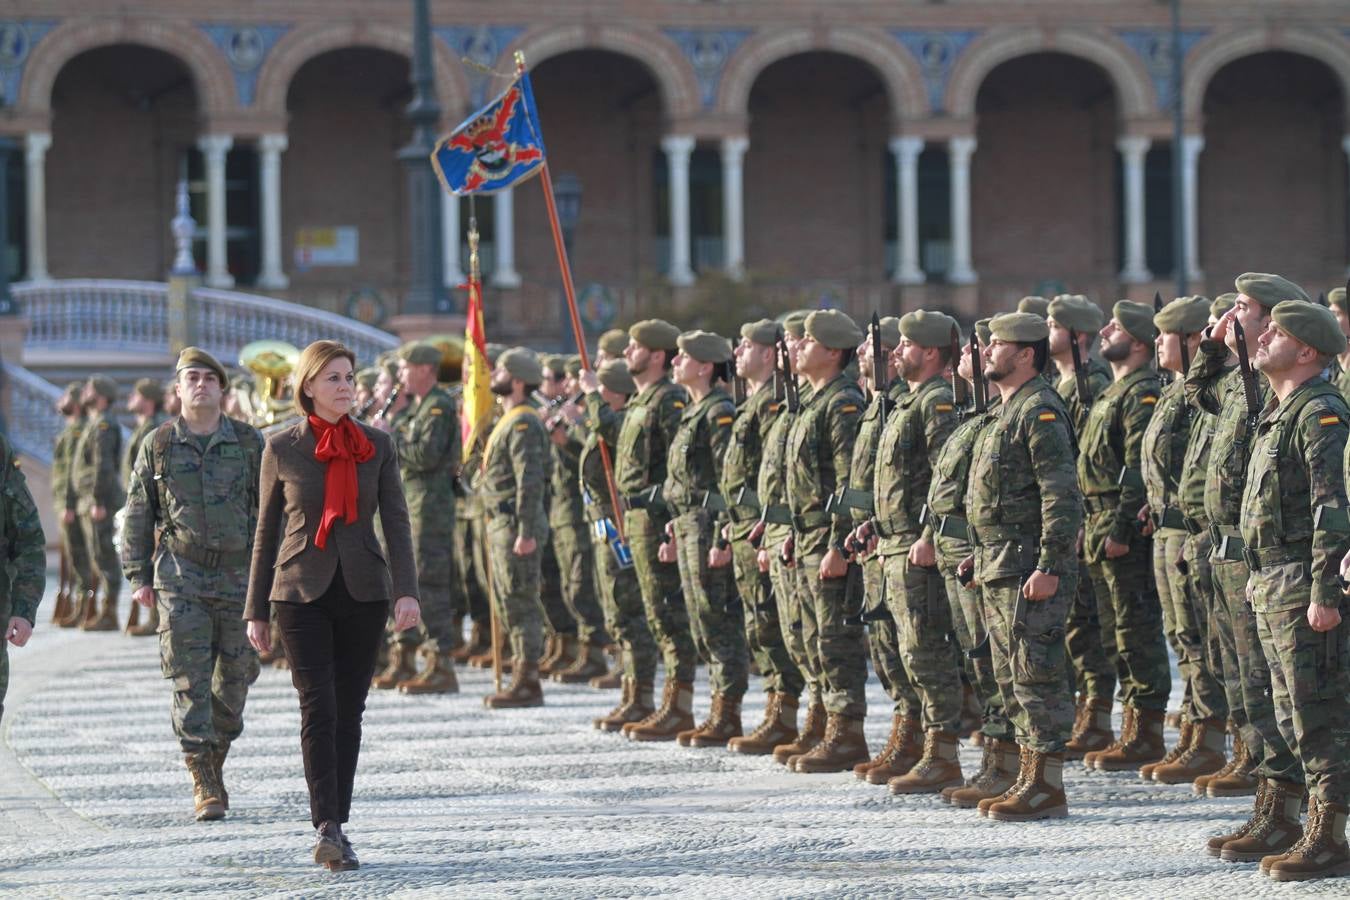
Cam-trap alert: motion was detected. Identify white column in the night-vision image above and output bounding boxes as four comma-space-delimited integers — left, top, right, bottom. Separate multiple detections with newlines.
256, 134, 288, 290
720, 136, 748, 280
1117, 136, 1152, 284
23, 132, 50, 283
1181, 135, 1204, 284
662, 134, 695, 286
1343, 136, 1350, 278
491, 187, 520, 288
442, 189, 463, 287
198, 135, 234, 288
947, 136, 977, 284
889, 136, 925, 284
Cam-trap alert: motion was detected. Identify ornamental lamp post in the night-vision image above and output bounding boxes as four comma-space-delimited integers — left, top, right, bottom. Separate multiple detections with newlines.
398, 0, 449, 315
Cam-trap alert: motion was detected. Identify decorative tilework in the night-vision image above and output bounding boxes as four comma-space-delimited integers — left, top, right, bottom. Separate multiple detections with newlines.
1116, 28, 1208, 112
198, 23, 291, 106
434, 25, 526, 108
892, 30, 979, 115
0, 21, 56, 107
663, 28, 752, 110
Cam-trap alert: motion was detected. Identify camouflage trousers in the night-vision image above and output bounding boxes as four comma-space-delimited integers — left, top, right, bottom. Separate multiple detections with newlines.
1085, 525, 1171, 712
862, 555, 919, 717
1157, 528, 1226, 722
592, 527, 658, 684
672, 511, 748, 700
80, 509, 121, 594
158, 592, 260, 754
731, 534, 803, 697
484, 517, 545, 663
59, 514, 92, 596
551, 520, 610, 646
1066, 557, 1118, 702
394, 512, 460, 654
1209, 556, 1272, 771
539, 531, 575, 637
936, 535, 1012, 742
626, 508, 696, 683
882, 545, 961, 732
799, 539, 868, 720
768, 526, 820, 704
455, 511, 491, 623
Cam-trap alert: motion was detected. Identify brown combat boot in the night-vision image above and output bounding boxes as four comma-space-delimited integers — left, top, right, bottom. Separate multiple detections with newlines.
590, 671, 623, 690
1267, 799, 1350, 882
729, 693, 799, 755
79, 589, 101, 628
677, 699, 719, 747
1153, 717, 1226, 784
210, 744, 231, 811
84, 588, 119, 632
398, 650, 460, 695
887, 730, 963, 794
1140, 719, 1193, 781
1206, 732, 1259, 797
773, 700, 825, 765
854, 713, 902, 780
949, 739, 1022, 808
687, 695, 743, 748
595, 679, 655, 732
469, 630, 509, 669
185, 752, 225, 821
371, 645, 417, 690
452, 620, 485, 663
1206, 778, 1269, 857
483, 660, 544, 709
1091, 707, 1166, 771
1220, 778, 1305, 862
979, 747, 1031, 816
793, 714, 870, 774
1067, 696, 1115, 761
552, 642, 609, 684
58, 590, 88, 628
985, 750, 1068, 821
864, 716, 924, 786
626, 681, 695, 742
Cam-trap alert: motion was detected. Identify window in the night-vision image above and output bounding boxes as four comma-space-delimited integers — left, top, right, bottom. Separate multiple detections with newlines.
182, 145, 260, 286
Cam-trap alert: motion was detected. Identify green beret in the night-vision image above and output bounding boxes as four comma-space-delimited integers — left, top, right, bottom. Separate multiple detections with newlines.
1153, 296, 1210, 335
805, 309, 863, 350
485, 342, 507, 365
1047, 294, 1104, 334
1270, 300, 1346, 357
1211, 293, 1237, 319
597, 359, 636, 395
629, 319, 681, 352
355, 367, 379, 391
1113, 300, 1157, 344
498, 347, 544, 385
1329, 287, 1347, 313
740, 319, 780, 347
175, 346, 228, 386
398, 342, 442, 367
61, 380, 82, 405
564, 355, 583, 378
782, 310, 809, 339
598, 328, 629, 358
1017, 296, 1050, 319
1235, 272, 1310, 309
974, 318, 992, 345
539, 354, 565, 377
899, 309, 957, 349
989, 312, 1048, 343
131, 377, 164, 403
877, 316, 901, 349
677, 330, 733, 364
86, 374, 118, 402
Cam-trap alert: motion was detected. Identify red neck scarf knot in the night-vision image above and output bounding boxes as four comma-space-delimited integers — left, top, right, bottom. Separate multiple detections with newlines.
308, 414, 374, 549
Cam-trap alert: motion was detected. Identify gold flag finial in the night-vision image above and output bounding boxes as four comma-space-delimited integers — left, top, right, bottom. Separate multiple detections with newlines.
468, 217, 481, 283
514, 50, 526, 76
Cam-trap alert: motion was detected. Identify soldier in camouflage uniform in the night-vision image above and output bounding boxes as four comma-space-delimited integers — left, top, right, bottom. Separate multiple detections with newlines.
52, 382, 89, 628
123, 378, 169, 636
782, 310, 869, 773
479, 348, 551, 709
0, 433, 47, 722
660, 331, 749, 746
535, 355, 581, 675
1138, 297, 1230, 785
1046, 295, 1119, 756
71, 375, 125, 631
963, 312, 1081, 821
1077, 301, 1171, 772
121, 348, 263, 821
1327, 288, 1350, 399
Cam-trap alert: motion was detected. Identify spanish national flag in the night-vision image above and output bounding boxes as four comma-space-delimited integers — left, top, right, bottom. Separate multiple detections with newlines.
460, 271, 493, 452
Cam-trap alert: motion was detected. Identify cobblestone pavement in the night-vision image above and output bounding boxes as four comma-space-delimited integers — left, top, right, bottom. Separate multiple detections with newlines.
2, 607, 1345, 898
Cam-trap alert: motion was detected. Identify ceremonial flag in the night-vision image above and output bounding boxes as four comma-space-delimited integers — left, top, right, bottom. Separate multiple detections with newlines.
460, 264, 493, 451
432, 73, 546, 195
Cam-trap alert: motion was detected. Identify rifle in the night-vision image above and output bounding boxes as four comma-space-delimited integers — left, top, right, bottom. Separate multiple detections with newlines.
950, 323, 968, 411
354, 393, 379, 420
969, 331, 987, 414
733, 374, 747, 405
777, 333, 799, 413
1068, 328, 1093, 407
870, 312, 892, 417
375, 385, 401, 422
1232, 318, 1262, 433
1154, 292, 1172, 384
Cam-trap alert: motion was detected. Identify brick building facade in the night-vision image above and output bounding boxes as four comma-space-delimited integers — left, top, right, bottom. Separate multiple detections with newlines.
2, 2, 1348, 343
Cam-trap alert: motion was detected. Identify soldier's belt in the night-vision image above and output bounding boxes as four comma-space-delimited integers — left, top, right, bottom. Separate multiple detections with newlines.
827, 487, 874, 515
1152, 506, 1186, 531
791, 510, 832, 533
622, 486, 667, 514
1208, 524, 1245, 562
162, 535, 249, 570
730, 485, 761, 511
700, 491, 727, 512
759, 504, 792, 526
933, 513, 970, 541
1181, 514, 1208, 536
1082, 495, 1118, 515
1242, 542, 1311, 572
968, 524, 1032, 546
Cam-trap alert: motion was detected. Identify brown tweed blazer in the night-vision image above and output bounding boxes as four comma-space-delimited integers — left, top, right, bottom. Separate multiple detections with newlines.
244, 417, 418, 620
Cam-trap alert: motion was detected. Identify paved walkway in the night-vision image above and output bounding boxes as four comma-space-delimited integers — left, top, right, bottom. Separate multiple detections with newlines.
1, 607, 1344, 898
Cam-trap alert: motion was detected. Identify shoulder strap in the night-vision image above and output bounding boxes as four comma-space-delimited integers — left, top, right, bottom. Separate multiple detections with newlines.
1277, 382, 1340, 458
149, 420, 174, 522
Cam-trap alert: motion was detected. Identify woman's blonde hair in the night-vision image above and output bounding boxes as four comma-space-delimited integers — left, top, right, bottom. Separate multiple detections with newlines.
293, 340, 357, 416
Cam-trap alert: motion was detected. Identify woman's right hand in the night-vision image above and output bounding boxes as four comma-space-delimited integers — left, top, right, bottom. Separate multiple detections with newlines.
393, 596, 421, 631
246, 619, 271, 654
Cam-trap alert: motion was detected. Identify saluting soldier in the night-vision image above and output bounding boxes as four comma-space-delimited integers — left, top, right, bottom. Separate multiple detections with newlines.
52, 382, 90, 628
71, 375, 125, 631
0, 433, 47, 722
123, 377, 169, 636
121, 348, 263, 821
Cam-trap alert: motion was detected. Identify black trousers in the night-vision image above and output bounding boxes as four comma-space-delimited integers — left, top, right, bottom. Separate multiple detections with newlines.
274, 569, 387, 828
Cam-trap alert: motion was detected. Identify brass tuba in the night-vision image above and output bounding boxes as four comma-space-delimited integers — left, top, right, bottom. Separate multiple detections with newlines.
238, 340, 300, 426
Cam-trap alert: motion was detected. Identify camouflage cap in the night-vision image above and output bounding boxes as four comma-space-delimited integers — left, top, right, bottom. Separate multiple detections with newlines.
629, 318, 681, 352
598, 328, 629, 358
131, 377, 164, 403
782, 310, 810, 339
974, 318, 993, 345
564, 355, 583, 378
498, 347, 544, 385
398, 341, 442, 367
877, 315, 901, 349
175, 346, 228, 386
87, 374, 119, 401
988, 312, 1048, 343
539, 353, 566, 377
899, 309, 957, 348
1211, 293, 1238, 319
741, 319, 780, 347
1154, 296, 1210, 335
1235, 272, 1311, 309
805, 309, 863, 350
597, 358, 636, 394
1017, 296, 1051, 319
1047, 294, 1104, 334
1271, 300, 1347, 357
677, 330, 734, 364
1329, 287, 1348, 313
355, 367, 379, 391
1113, 300, 1158, 344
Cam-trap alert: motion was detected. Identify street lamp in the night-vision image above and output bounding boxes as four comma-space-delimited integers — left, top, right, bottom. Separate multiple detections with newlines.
398, 0, 450, 315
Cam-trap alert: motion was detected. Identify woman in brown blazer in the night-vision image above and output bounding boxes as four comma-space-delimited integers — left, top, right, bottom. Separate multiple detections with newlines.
245, 340, 420, 871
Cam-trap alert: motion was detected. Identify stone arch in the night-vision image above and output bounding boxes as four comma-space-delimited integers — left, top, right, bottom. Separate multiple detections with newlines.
18, 17, 237, 116
253, 21, 470, 121
717, 27, 925, 123
1184, 25, 1350, 122
495, 25, 699, 120
945, 27, 1155, 121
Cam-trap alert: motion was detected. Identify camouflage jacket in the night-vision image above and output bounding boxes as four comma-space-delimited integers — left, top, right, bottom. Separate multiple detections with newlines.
845, 381, 907, 527
719, 382, 779, 538
1186, 338, 1271, 530
1240, 378, 1350, 611
755, 384, 812, 543
603, 376, 688, 502
1056, 356, 1113, 439
1176, 403, 1218, 527
663, 388, 735, 515
785, 373, 864, 556
123, 412, 169, 489
1077, 365, 1159, 549
480, 401, 550, 542
579, 402, 624, 521
1332, 357, 1350, 401
873, 375, 957, 553
394, 384, 460, 498
549, 422, 587, 529
121, 416, 263, 602
1141, 376, 1197, 521
51, 417, 84, 516
71, 408, 124, 511
0, 436, 46, 623
923, 396, 1001, 544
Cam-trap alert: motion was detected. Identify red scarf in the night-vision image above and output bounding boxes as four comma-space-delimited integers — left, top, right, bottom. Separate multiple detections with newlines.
308, 414, 374, 549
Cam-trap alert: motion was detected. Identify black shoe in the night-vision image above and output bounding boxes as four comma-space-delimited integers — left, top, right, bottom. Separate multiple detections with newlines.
313, 821, 344, 864
326, 835, 360, 872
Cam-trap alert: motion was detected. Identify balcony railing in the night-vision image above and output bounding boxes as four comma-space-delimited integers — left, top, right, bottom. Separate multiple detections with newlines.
3, 362, 65, 465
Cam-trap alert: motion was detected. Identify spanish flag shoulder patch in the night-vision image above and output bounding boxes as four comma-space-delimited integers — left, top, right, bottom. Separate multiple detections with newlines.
934, 403, 954, 413
769, 403, 781, 413
1038, 411, 1057, 422
1319, 414, 1341, 426
429, 407, 444, 416
1139, 394, 1158, 405
838, 404, 859, 414
715, 415, 734, 425
672, 401, 685, 409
